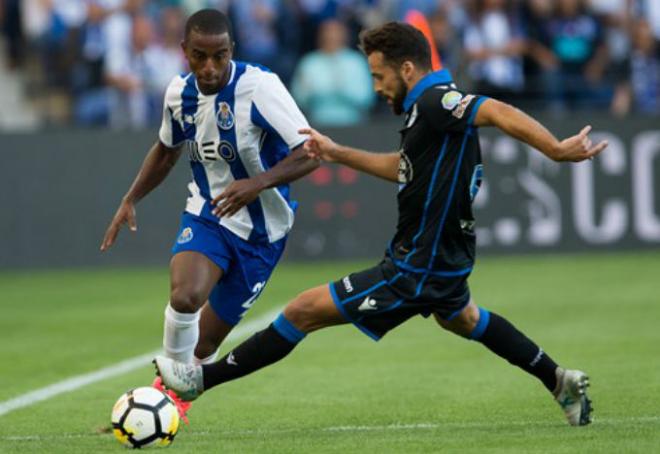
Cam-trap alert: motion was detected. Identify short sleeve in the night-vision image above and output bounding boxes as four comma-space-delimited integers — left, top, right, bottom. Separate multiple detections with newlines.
251, 72, 310, 150
158, 78, 185, 148
417, 88, 488, 133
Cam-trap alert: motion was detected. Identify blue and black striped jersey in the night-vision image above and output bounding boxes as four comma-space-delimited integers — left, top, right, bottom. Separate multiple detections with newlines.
389, 69, 487, 276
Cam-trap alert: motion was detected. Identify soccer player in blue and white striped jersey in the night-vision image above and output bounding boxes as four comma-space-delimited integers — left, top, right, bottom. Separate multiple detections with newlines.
100, 9, 318, 420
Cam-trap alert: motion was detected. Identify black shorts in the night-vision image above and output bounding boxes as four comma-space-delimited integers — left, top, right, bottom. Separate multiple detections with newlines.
329, 258, 471, 340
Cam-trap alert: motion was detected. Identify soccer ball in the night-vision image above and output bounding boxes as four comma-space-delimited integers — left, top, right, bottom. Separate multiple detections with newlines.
111, 387, 179, 449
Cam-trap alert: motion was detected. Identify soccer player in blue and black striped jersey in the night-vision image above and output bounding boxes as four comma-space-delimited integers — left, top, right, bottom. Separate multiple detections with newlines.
101, 9, 318, 421
155, 22, 607, 427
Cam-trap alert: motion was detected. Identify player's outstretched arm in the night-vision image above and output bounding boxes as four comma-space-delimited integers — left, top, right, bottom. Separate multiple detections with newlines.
300, 127, 400, 183
212, 128, 400, 218
100, 141, 182, 251
474, 98, 608, 162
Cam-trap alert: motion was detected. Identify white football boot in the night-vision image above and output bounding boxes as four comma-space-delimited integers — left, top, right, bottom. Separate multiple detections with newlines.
553, 368, 593, 426
153, 356, 204, 402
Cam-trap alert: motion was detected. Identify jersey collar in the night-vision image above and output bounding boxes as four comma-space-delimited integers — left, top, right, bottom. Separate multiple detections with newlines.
403, 69, 453, 113
193, 61, 236, 96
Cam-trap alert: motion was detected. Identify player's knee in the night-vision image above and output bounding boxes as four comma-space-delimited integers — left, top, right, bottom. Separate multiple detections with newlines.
169, 287, 206, 314
433, 312, 452, 330
283, 290, 322, 332
436, 302, 480, 337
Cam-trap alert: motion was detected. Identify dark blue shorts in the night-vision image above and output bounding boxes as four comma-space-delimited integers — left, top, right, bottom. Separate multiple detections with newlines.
171, 212, 286, 326
329, 258, 471, 341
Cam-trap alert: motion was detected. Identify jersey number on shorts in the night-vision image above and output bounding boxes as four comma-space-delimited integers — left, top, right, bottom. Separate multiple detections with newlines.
238, 281, 266, 318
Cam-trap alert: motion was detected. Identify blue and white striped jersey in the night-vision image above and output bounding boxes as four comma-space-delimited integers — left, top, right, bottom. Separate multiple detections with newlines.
159, 61, 309, 244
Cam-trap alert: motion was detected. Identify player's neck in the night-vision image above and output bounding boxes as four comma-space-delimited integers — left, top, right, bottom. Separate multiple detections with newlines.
405, 70, 432, 93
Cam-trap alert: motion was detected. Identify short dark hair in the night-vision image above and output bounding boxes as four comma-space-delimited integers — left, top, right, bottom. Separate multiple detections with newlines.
184, 9, 233, 41
359, 22, 431, 70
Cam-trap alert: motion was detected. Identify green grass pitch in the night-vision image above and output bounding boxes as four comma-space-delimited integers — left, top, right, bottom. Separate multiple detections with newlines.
1, 251, 659, 453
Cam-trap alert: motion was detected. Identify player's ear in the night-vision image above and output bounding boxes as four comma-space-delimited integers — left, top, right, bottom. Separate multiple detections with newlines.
400, 61, 415, 82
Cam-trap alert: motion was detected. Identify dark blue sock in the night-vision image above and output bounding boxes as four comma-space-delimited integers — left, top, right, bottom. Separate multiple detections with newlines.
202, 314, 306, 390
471, 308, 558, 392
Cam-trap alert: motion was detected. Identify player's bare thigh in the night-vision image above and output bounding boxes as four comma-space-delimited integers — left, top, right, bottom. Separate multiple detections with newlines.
433, 299, 480, 337
169, 251, 223, 313
283, 284, 348, 333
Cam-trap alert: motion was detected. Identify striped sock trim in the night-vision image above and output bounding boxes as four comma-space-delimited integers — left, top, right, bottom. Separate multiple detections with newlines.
469, 307, 491, 341
272, 313, 306, 344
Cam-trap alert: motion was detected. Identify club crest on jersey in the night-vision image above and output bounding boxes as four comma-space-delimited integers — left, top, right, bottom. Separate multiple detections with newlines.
216, 102, 234, 130
398, 149, 413, 185
177, 227, 193, 244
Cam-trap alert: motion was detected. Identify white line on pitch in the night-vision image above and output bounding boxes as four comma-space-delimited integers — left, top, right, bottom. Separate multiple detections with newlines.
0, 308, 281, 418
3, 416, 660, 441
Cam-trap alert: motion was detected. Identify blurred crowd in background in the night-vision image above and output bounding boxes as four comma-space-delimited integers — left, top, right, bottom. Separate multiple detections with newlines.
0, 0, 659, 130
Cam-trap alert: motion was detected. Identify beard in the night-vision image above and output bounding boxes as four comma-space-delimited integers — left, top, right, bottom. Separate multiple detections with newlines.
391, 75, 408, 115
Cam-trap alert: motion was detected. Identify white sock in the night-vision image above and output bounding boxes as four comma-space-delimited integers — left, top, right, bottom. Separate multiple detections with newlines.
163, 303, 200, 364
194, 350, 218, 366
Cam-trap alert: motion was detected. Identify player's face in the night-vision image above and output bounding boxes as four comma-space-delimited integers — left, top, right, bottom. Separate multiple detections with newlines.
182, 30, 233, 95
367, 52, 407, 115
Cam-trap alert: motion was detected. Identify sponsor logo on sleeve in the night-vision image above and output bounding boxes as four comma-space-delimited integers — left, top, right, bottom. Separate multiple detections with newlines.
452, 94, 475, 119
441, 91, 463, 110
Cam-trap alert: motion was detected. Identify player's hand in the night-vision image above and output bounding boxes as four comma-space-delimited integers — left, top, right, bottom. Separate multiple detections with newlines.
298, 128, 340, 162
211, 177, 266, 218
554, 126, 608, 162
100, 200, 137, 251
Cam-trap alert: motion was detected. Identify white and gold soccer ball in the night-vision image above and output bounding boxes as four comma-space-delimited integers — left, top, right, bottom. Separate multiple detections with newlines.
111, 387, 179, 449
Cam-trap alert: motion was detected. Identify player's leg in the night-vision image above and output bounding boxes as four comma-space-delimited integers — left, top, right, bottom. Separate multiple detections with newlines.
194, 302, 233, 364
164, 251, 223, 363
435, 300, 560, 391
192, 228, 293, 364
156, 249, 225, 422
154, 284, 346, 400
435, 300, 592, 426
165, 214, 233, 364
199, 258, 418, 388
202, 284, 346, 388
158, 214, 237, 421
